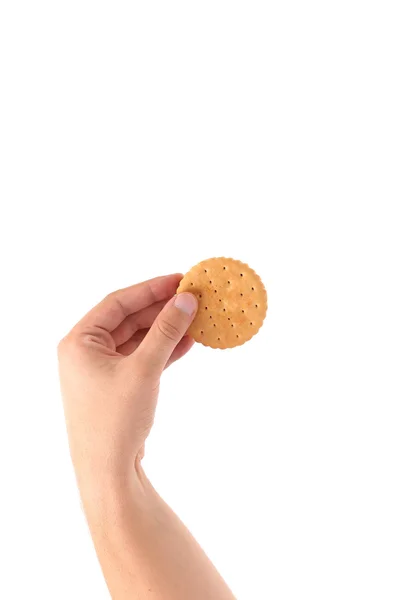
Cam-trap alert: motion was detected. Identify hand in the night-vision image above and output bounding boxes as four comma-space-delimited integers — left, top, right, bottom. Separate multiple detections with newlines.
58, 274, 198, 487
58, 276, 235, 600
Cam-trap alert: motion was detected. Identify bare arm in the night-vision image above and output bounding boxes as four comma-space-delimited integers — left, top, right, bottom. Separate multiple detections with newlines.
58, 275, 235, 599
80, 467, 234, 599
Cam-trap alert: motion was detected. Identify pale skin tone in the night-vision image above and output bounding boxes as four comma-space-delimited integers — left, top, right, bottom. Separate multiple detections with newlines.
58, 274, 236, 600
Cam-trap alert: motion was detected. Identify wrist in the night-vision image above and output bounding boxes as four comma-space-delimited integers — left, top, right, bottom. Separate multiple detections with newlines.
75, 456, 152, 520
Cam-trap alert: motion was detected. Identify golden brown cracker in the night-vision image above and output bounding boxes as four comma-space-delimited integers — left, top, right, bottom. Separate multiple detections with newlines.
177, 257, 267, 349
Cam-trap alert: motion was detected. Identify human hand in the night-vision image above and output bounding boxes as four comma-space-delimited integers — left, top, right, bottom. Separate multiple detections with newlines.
58, 274, 197, 488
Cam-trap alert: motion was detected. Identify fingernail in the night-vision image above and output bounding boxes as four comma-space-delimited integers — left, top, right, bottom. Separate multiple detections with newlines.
174, 293, 197, 315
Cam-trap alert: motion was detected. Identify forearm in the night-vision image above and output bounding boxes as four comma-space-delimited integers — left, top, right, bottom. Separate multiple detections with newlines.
79, 463, 236, 600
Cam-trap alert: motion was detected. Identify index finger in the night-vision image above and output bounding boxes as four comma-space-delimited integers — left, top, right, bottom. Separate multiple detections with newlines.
75, 273, 183, 333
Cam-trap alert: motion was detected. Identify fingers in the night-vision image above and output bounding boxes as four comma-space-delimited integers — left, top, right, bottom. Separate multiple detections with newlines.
131, 293, 197, 377
117, 331, 195, 367
111, 300, 168, 348
75, 274, 182, 333
116, 329, 149, 356
165, 335, 195, 369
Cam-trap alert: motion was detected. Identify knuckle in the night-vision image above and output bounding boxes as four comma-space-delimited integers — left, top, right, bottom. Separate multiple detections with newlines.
104, 291, 116, 302
104, 290, 127, 317
57, 333, 79, 357
57, 336, 69, 355
156, 318, 181, 343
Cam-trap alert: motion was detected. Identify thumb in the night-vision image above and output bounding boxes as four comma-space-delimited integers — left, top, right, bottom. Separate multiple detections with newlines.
134, 293, 198, 377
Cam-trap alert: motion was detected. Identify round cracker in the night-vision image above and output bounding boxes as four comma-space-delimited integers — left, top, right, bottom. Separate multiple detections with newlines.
177, 257, 267, 349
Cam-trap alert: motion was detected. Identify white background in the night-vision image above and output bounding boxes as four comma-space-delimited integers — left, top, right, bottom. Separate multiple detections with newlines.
1, 2, 399, 599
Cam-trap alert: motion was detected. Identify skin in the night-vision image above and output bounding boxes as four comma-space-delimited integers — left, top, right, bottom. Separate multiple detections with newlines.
58, 274, 235, 600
